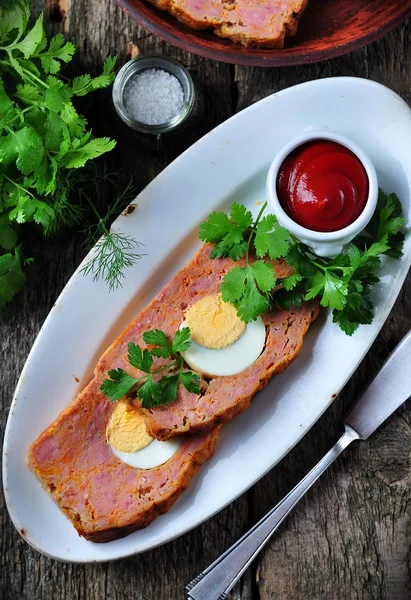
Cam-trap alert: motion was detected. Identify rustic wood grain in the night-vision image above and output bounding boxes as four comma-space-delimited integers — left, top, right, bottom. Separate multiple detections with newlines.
1, 1, 410, 599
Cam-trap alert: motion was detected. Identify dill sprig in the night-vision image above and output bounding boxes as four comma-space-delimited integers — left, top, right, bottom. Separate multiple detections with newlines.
79, 184, 145, 291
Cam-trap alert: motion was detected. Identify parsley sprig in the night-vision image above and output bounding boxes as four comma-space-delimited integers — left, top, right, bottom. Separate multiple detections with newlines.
199, 191, 405, 335
199, 202, 290, 322
0, 2, 141, 307
100, 328, 200, 408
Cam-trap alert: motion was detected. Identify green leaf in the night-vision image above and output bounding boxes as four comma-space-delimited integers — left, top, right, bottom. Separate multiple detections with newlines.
100, 368, 137, 401
0, 216, 18, 251
0, 126, 44, 175
45, 76, 73, 112
236, 277, 270, 323
156, 374, 179, 404
199, 203, 251, 259
199, 211, 235, 243
60, 137, 116, 168
221, 266, 247, 302
14, 82, 43, 104
304, 271, 325, 301
172, 327, 192, 353
35, 155, 58, 195
127, 342, 153, 373
275, 284, 306, 310
39, 34, 75, 73
321, 271, 348, 311
222, 263, 272, 323
0, 248, 26, 308
179, 371, 200, 394
14, 13, 44, 59
347, 244, 361, 270
0, 79, 14, 115
72, 74, 92, 97
281, 272, 303, 291
143, 328, 172, 358
230, 202, 253, 229
249, 260, 276, 292
139, 375, 159, 408
0, 1, 30, 44
332, 296, 374, 336
254, 215, 290, 259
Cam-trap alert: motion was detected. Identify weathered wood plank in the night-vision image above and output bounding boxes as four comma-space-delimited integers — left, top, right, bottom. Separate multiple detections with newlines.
1, 2, 410, 599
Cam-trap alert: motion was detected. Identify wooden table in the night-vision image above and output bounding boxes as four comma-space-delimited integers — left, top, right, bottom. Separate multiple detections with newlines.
1, 2, 411, 599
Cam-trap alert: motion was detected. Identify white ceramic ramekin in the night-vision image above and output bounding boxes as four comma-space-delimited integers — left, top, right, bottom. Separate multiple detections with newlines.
266, 127, 378, 257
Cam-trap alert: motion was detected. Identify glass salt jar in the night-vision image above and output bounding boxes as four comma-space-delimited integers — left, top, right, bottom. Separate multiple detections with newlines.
112, 55, 198, 135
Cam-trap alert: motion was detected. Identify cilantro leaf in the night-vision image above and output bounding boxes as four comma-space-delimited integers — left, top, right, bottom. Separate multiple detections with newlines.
221, 266, 247, 302
281, 273, 303, 291
254, 215, 290, 259
179, 371, 200, 394
0, 217, 18, 251
230, 202, 253, 229
101, 327, 200, 408
0, 248, 26, 308
138, 375, 159, 408
143, 329, 172, 358
172, 327, 192, 353
59, 137, 116, 168
127, 342, 153, 373
221, 262, 274, 323
100, 368, 137, 402
199, 203, 252, 260
0, 126, 44, 174
13, 13, 44, 59
332, 295, 374, 336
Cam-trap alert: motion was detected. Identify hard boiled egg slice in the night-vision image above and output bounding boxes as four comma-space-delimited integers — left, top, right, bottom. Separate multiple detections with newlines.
107, 401, 180, 469
180, 294, 266, 377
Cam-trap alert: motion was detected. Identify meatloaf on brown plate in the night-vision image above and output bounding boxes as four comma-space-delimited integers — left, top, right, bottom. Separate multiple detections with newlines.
146, 0, 309, 48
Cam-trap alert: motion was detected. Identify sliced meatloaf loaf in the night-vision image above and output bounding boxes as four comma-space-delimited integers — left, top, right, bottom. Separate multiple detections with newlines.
96, 243, 320, 441
27, 378, 220, 542
146, 0, 308, 48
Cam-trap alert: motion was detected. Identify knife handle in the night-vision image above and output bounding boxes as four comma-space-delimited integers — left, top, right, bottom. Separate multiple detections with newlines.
186, 426, 359, 600
345, 330, 411, 439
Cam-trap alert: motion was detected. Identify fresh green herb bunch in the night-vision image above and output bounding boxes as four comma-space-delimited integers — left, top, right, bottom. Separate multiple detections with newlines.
101, 328, 200, 408
199, 190, 405, 335
0, 1, 117, 308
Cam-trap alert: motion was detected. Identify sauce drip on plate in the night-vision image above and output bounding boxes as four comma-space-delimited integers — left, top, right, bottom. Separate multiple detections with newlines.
276, 140, 369, 232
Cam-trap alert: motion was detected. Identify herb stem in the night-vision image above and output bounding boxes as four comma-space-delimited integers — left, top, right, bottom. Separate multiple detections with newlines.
3, 174, 35, 198
245, 201, 268, 264
20, 66, 49, 88
134, 360, 181, 383
79, 190, 110, 236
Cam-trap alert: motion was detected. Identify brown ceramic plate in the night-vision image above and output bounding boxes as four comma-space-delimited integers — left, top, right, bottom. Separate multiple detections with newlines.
115, 0, 411, 67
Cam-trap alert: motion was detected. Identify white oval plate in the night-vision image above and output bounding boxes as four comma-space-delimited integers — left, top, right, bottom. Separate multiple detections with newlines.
3, 77, 411, 563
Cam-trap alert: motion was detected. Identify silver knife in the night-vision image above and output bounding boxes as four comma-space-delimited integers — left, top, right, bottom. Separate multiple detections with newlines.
186, 330, 411, 600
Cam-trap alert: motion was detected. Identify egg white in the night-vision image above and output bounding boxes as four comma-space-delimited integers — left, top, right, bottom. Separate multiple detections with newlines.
181, 316, 266, 377
109, 437, 181, 469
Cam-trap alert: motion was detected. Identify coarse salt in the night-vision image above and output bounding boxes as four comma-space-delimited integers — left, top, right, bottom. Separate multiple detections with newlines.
123, 68, 184, 126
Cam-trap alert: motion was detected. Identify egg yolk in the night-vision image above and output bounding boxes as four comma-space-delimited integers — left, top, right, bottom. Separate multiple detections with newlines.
106, 401, 153, 453
185, 294, 246, 349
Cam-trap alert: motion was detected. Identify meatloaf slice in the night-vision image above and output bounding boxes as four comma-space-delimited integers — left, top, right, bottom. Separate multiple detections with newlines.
145, 0, 308, 48
27, 378, 220, 542
216, 0, 309, 48
96, 244, 319, 441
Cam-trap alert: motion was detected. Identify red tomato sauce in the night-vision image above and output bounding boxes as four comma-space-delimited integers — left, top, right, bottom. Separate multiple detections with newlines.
276, 140, 369, 232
